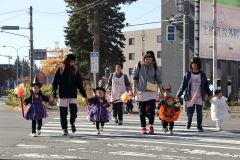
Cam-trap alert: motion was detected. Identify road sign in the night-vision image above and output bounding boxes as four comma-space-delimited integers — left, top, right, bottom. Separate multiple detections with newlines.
1, 26, 19, 30
90, 52, 99, 73
33, 49, 47, 60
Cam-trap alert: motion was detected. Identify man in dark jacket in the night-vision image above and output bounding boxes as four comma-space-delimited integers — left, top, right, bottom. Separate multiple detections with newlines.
176, 57, 212, 132
52, 54, 87, 135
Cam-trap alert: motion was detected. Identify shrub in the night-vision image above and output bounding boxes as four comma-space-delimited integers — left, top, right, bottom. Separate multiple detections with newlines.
6, 84, 56, 108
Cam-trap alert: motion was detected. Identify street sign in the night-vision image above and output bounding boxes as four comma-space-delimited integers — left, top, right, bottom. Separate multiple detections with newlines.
90, 52, 99, 73
33, 49, 47, 60
1, 26, 19, 30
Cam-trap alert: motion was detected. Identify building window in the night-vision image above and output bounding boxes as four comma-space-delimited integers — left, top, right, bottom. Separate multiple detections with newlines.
157, 35, 161, 43
129, 68, 133, 76
129, 53, 135, 60
157, 51, 162, 58
129, 38, 135, 45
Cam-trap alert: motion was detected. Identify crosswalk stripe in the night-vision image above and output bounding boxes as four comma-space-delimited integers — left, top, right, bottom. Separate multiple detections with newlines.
41, 114, 240, 150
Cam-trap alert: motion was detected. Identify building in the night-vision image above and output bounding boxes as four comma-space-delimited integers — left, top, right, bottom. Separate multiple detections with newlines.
122, 28, 162, 80
161, 0, 239, 99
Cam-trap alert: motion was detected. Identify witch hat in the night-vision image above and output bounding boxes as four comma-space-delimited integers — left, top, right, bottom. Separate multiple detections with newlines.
31, 75, 42, 87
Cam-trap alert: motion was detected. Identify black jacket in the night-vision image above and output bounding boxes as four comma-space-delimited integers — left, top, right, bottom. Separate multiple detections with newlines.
52, 67, 87, 98
24, 91, 49, 105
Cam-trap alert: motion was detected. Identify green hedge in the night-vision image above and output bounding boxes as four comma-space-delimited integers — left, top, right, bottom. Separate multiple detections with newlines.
6, 84, 55, 108
6, 83, 93, 109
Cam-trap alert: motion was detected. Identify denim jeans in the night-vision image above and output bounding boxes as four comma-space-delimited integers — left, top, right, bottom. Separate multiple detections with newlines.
186, 104, 203, 128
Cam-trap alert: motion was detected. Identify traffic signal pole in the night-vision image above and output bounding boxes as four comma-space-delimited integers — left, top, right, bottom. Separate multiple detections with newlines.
194, 0, 200, 57
29, 6, 34, 82
183, 1, 189, 77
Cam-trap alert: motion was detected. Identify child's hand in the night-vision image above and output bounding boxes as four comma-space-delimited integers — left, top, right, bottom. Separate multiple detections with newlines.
35, 95, 39, 98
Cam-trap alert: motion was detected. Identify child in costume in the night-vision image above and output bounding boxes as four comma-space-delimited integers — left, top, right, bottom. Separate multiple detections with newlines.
24, 76, 49, 137
210, 89, 230, 131
87, 87, 111, 134
158, 85, 180, 134
126, 99, 134, 114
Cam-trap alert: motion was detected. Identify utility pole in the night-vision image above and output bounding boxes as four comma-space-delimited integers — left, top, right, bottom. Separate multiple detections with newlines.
213, 0, 217, 92
183, 0, 189, 76
29, 6, 34, 82
194, 0, 200, 57
92, 7, 100, 89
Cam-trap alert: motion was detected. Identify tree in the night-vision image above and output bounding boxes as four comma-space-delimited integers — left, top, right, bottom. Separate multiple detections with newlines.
64, 0, 137, 79
40, 48, 69, 76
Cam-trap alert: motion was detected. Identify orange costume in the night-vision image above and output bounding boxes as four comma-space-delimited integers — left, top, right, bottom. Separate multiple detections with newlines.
159, 85, 180, 123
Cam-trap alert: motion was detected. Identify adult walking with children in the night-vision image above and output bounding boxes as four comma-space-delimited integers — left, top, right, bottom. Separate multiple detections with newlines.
132, 50, 162, 134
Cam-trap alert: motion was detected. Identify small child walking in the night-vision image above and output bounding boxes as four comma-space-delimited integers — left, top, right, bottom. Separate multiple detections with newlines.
87, 87, 110, 134
210, 89, 230, 131
24, 76, 49, 137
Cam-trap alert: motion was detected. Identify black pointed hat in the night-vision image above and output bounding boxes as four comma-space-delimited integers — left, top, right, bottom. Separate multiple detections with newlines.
31, 75, 42, 87
64, 53, 76, 61
94, 87, 106, 93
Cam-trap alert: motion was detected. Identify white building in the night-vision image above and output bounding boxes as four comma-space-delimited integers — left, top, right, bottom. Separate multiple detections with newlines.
122, 28, 162, 79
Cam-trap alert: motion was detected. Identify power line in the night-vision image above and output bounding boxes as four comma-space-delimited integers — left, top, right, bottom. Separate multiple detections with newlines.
74, 0, 107, 14
33, 0, 104, 15
126, 21, 161, 27
128, 4, 161, 23
0, 9, 27, 16
0, 12, 27, 24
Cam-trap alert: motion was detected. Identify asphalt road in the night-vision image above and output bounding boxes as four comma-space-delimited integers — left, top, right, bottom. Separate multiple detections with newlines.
0, 107, 240, 160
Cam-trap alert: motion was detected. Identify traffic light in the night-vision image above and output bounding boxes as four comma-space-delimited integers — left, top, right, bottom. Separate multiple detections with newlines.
166, 25, 176, 43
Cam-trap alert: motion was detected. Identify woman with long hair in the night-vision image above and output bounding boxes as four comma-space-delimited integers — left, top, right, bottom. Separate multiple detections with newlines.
132, 50, 162, 134
52, 54, 87, 135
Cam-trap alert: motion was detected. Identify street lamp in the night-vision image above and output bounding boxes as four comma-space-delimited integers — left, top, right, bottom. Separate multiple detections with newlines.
2, 45, 29, 85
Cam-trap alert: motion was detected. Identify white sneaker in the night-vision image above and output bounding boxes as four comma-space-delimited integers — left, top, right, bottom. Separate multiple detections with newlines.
163, 128, 168, 133
169, 130, 173, 134
30, 133, 37, 137
100, 126, 104, 132
37, 130, 41, 136
97, 129, 100, 134
216, 127, 222, 131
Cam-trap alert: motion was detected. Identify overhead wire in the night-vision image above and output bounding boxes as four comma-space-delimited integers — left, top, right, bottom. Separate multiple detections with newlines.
0, 11, 27, 24
128, 4, 161, 23
0, 9, 27, 16
33, 0, 105, 16
127, 0, 168, 25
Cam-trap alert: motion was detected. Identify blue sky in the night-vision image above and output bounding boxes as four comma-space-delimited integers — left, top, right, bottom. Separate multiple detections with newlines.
0, 0, 161, 65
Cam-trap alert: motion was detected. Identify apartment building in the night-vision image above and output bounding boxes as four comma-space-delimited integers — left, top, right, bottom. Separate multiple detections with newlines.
122, 28, 161, 79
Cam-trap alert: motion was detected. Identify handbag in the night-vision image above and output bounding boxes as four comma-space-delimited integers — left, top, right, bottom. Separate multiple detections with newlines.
146, 81, 158, 92
143, 65, 158, 92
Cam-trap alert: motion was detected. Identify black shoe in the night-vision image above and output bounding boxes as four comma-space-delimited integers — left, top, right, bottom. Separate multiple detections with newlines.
118, 120, 123, 125
71, 124, 76, 133
197, 127, 204, 132
186, 123, 191, 130
63, 129, 69, 136
115, 118, 118, 124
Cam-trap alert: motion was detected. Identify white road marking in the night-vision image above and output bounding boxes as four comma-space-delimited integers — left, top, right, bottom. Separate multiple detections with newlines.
14, 153, 79, 159
52, 139, 88, 144
107, 143, 240, 158
16, 144, 48, 149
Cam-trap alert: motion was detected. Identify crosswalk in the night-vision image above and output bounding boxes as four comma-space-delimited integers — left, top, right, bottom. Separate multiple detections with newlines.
41, 113, 240, 143
16, 113, 240, 159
